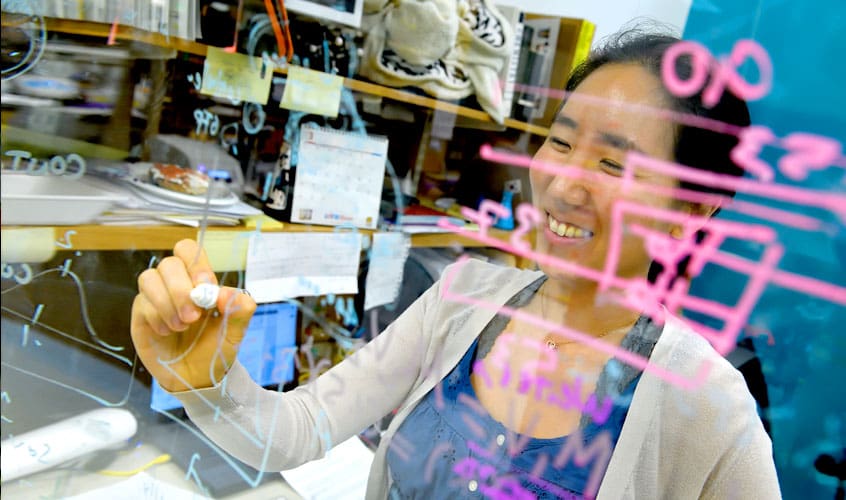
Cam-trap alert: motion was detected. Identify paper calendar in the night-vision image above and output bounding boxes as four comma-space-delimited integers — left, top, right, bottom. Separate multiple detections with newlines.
291, 127, 388, 230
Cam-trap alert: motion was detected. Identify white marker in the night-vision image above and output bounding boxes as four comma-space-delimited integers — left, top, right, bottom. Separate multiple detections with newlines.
190, 283, 220, 309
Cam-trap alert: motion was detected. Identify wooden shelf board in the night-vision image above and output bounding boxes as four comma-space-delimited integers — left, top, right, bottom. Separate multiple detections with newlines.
1, 223, 511, 252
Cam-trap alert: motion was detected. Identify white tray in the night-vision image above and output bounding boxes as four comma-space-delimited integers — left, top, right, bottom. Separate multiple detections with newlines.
1, 173, 127, 225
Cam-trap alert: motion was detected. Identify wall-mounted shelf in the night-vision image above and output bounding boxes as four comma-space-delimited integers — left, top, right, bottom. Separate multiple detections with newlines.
36, 222, 509, 250
0, 220, 520, 271
3, 15, 549, 136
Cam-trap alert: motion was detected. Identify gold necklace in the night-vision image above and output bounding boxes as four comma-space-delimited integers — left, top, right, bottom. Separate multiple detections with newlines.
539, 288, 627, 351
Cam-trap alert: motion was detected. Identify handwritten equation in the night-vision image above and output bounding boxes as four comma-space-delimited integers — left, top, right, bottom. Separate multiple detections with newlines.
3, 151, 87, 179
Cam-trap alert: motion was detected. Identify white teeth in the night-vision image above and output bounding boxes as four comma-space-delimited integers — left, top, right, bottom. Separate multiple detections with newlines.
547, 214, 592, 239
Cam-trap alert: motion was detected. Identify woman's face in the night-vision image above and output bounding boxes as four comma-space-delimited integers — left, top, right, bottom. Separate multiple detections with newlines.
531, 63, 682, 286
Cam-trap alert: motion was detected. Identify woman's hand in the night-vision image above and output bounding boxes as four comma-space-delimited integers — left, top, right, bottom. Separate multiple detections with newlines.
131, 239, 256, 392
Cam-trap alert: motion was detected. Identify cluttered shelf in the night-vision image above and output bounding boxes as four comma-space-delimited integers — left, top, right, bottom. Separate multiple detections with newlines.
3, 15, 549, 136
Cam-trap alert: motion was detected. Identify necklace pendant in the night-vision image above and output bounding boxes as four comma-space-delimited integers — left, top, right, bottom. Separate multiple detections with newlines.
546, 339, 558, 351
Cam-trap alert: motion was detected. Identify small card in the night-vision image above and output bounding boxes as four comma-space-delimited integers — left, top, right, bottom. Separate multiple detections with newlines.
279, 66, 344, 118
201, 47, 272, 104
364, 232, 410, 310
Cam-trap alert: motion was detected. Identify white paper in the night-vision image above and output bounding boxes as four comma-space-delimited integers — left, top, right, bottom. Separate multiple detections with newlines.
245, 232, 362, 303
290, 127, 388, 230
364, 232, 410, 310
280, 436, 374, 500
64, 472, 209, 500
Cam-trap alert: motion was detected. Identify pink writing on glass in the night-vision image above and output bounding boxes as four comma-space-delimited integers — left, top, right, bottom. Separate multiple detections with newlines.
473, 332, 614, 425
778, 132, 843, 181
457, 432, 613, 499
606, 200, 785, 355
480, 144, 846, 224
459, 192, 785, 356
457, 144, 845, 365
437, 257, 714, 391
475, 145, 846, 300
661, 39, 773, 107
452, 456, 535, 500
731, 125, 777, 182
455, 398, 609, 499
731, 126, 844, 183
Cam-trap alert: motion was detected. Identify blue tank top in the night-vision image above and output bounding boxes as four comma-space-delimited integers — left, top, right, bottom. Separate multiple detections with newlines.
386, 337, 640, 500
386, 278, 660, 500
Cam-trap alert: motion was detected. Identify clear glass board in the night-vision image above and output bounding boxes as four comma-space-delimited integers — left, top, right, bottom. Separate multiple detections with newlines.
1, 0, 843, 498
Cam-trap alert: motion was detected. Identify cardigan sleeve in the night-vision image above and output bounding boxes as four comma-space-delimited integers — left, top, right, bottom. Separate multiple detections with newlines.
606, 317, 784, 500
698, 379, 782, 500
171, 277, 442, 472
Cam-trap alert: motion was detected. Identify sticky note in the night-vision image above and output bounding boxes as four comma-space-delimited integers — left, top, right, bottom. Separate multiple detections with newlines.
246, 232, 362, 303
199, 230, 253, 271
364, 232, 410, 310
279, 66, 344, 118
201, 47, 272, 105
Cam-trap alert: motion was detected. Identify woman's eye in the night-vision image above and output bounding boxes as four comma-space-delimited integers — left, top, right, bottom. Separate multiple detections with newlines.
549, 138, 571, 151
600, 159, 626, 175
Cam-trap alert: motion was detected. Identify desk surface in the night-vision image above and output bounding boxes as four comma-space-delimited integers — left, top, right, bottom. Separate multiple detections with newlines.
0, 443, 304, 500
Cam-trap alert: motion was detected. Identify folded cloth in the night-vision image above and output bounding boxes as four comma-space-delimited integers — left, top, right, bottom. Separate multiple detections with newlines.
360, 0, 512, 123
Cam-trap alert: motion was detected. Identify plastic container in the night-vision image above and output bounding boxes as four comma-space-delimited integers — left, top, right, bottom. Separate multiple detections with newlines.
1, 173, 126, 225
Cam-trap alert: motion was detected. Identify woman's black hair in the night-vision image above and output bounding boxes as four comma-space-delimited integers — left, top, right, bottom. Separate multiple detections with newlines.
560, 29, 752, 283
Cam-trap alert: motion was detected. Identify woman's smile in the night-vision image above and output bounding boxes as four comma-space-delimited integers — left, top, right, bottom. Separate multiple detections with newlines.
543, 212, 595, 244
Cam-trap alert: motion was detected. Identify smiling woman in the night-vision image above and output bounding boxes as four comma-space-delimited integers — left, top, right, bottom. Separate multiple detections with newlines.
533, 63, 682, 286
130, 30, 780, 500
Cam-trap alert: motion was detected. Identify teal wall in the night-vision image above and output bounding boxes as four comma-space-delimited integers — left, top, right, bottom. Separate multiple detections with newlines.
685, 1, 845, 498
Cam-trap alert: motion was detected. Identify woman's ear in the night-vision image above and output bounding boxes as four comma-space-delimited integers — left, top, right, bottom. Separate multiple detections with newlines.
671, 202, 719, 238
687, 201, 720, 219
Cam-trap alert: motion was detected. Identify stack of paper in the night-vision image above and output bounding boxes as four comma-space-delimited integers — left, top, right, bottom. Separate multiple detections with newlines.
64, 472, 210, 500
280, 436, 375, 500
95, 185, 262, 227
84, 163, 261, 227
393, 204, 471, 234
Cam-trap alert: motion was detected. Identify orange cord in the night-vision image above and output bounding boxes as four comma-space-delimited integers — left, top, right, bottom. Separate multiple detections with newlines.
264, 0, 294, 62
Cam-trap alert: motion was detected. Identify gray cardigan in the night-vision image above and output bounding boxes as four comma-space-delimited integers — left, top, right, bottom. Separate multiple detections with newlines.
175, 258, 781, 499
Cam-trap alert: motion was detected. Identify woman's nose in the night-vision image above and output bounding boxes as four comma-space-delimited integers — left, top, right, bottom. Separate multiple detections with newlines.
547, 170, 591, 207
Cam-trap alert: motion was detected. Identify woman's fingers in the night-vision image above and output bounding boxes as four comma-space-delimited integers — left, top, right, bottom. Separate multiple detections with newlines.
137, 267, 185, 333
216, 286, 257, 346
157, 255, 200, 327
130, 294, 161, 349
173, 239, 218, 287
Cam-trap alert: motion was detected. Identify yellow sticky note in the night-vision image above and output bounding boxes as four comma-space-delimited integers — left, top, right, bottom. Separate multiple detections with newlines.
201, 47, 272, 105
244, 214, 284, 229
279, 66, 344, 118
